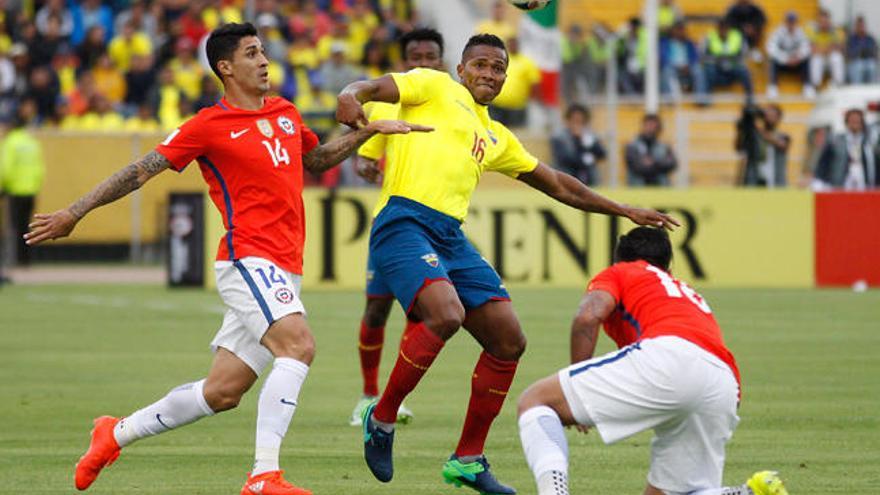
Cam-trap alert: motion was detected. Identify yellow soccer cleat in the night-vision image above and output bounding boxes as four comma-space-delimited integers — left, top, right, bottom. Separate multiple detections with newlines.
747, 470, 789, 495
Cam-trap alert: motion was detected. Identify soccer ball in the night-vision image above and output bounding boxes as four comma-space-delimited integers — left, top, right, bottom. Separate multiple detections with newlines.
507, 0, 553, 11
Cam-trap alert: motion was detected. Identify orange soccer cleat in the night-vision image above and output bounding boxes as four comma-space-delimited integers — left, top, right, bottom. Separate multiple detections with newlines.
74, 416, 122, 490
240, 470, 313, 495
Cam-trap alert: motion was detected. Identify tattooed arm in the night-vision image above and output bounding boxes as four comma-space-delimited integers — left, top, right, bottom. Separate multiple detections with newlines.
570, 290, 616, 364
302, 120, 432, 174
25, 151, 172, 245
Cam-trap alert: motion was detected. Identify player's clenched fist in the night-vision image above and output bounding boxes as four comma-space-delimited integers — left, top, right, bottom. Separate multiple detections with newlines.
337, 93, 369, 129
24, 209, 78, 245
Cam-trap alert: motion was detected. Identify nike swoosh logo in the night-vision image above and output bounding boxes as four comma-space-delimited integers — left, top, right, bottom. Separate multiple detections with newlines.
156, 413, 171, 430
230, 128, 249, 139
280, 398, 297, 406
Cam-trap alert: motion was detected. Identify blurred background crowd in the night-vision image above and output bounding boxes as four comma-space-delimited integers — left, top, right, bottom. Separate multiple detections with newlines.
0, 0, 878, 210
0, 0, 416, 134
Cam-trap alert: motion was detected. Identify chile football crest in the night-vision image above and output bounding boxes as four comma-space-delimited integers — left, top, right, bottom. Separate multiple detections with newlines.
277, 116, 296, 135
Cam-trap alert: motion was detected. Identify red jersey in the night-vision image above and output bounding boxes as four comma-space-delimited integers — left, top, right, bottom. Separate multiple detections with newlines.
156, 96, 319, 274
588, 260, 740, 386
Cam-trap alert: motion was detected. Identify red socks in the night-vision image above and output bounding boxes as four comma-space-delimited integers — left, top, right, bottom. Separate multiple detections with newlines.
373, 323, 445, 424
358, 320, 385, 397
455, 351, 519, 457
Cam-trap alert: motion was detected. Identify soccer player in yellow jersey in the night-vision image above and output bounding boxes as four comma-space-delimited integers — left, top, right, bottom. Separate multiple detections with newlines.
349, 28, 446, 428
337, 34, 678, 494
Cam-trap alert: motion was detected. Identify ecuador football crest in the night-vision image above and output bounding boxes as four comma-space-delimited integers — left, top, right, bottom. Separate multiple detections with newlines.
421, 253, 440, 268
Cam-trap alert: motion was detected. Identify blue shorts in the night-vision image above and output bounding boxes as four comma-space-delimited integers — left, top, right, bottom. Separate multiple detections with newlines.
365, 251, 392, 298
370, 196, 510, 314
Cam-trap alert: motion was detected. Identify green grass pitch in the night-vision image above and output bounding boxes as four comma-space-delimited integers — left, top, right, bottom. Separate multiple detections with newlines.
1, 284, 878, 494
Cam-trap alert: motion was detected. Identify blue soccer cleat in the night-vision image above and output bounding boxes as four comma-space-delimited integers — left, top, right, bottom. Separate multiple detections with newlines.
441, 455, 516, 494
362, 402, 394, 482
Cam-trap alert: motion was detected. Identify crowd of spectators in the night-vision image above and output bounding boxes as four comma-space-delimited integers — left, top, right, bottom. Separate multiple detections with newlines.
0, 0, 416, 135
561, 0, 880, 103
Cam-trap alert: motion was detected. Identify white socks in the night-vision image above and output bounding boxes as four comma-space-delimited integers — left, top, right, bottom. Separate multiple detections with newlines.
113, 379, 215, 447
519, 406, 570, 495
252, 357, 309, 476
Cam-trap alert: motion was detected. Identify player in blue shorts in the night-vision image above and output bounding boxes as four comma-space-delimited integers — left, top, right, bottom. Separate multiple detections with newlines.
349, 28, 447, 427
337, 34, 678, 494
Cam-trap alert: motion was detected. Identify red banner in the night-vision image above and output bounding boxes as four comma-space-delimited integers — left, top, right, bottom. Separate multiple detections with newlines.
815, 192, 880, 287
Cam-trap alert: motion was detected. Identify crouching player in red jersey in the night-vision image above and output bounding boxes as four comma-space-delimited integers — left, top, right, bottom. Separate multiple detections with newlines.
517, 227, 789, 495
24, 22, 430, 495
337, 34, 677, 494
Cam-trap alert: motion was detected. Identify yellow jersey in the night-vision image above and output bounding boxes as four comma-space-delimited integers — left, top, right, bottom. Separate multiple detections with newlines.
359, 101, 401, 161
376, 69, 538, 220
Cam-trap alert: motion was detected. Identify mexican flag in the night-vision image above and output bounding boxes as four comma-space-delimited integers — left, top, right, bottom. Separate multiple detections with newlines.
518, 2, 562, 106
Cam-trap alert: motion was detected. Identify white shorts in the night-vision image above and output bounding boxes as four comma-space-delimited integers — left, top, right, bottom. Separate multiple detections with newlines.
211, 257, 306, 375
558, 336, 740, 493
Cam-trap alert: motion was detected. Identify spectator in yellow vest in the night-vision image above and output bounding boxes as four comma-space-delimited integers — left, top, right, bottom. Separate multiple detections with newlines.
694, 19, 753, 106
617, 17, 647, 94
0, 99, 44, 266
561, 24, 590, 104
490, 37, 541, 128
658, 0, 683, 38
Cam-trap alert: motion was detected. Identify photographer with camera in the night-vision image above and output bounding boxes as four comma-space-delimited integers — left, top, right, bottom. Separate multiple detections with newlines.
736, 103, 790, 187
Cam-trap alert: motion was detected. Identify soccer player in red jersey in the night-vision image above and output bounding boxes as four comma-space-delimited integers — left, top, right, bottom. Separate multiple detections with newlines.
517, 227, 789, 495
25, 23, 429, 495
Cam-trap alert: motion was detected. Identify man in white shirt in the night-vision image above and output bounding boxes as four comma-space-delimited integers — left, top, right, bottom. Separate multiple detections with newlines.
766, 11, 812, 99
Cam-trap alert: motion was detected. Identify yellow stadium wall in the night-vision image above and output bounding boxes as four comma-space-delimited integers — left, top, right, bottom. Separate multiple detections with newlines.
203, 187, 813, 290
36, 133, 813, 289
35, 132, 205, 244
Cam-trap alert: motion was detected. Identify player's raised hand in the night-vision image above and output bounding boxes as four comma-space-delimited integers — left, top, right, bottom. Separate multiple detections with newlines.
625, 207, 680, 230
336, 93, 369, 129
367, 120, 434, 135
24, 209, 79, 245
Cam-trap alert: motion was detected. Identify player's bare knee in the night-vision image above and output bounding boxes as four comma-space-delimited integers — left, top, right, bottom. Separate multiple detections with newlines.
517, 385, 541, 416
262, 315, 316, 363
203, 383, 243, 412
487, 330, 526, 361
425, 304, 465, 339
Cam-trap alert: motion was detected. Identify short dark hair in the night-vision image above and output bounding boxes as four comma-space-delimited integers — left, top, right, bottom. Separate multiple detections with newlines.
399, 28, 444, 58
206, 22, 258, 80
845, 107, 865, 124
565, 103, 590, 121
614, 227, 673, 271
462, 33, 507, 60
643, 113, 663, 129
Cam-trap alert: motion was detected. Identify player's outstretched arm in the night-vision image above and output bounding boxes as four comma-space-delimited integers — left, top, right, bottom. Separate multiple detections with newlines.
517, 163, 680, 230
336, 75, 401, 128
303, 120, 432, 174
570, 290, 616, 364
24, 151, 171, 245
